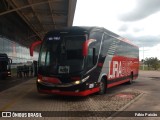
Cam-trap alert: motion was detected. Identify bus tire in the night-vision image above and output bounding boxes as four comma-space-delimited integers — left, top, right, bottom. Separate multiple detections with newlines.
128, 72, 133, 84
98, 77, 106, 95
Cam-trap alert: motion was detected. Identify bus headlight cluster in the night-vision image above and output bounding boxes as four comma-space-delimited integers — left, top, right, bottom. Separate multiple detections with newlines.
74, 76, 90, 85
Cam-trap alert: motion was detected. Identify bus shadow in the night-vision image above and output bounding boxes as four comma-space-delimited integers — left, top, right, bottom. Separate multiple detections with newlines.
27, 90, 90, 102
39, 94, 91, 102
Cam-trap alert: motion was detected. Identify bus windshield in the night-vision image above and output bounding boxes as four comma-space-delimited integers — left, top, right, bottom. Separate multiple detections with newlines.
38, 35, 86, 75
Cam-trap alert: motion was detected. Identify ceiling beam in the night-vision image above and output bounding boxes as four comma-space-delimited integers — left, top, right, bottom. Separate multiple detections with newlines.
21, 10, 67, 16
7, 0, 43, 39
33, 22, 66, 26
27, 0, 46, 36
48, 0, 56, 29
0, 0, 63, 16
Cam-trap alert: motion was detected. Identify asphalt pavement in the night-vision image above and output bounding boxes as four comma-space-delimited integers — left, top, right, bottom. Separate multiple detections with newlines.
0, 71, 160, 120
111, 71, 160, 120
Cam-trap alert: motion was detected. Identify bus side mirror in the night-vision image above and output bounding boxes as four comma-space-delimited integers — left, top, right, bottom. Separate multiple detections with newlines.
82, 39, 96, 56
30, 40, 42, 56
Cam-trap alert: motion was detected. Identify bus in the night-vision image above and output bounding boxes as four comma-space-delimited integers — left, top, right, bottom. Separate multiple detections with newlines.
0, 53, 12, 79
30, 27, 139, 96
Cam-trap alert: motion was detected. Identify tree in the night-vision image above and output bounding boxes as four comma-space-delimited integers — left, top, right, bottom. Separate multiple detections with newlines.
144, 57, 160, 70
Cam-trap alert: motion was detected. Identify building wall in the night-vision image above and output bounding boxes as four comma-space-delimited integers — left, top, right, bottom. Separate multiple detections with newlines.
0, 36, 38, 63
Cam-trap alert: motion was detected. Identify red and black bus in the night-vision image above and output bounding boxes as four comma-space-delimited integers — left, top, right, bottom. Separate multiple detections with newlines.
0, 53, 12, 79
30, 27, 139, 96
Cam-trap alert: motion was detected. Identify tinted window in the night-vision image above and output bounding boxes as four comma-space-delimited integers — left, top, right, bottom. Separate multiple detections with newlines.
38, 35, 86, 74
116, 41, 139, 58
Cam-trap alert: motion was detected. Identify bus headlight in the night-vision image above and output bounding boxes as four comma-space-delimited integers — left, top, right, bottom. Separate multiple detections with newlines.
74, 80, 81, 85
74, 76, 90, 85
37, 78, 42, 83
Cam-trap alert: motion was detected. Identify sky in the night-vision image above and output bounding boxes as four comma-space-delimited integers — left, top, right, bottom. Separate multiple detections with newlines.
73, 0, 160, 60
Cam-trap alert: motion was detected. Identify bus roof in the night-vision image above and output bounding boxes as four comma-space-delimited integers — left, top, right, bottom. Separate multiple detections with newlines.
45, 26, 138, 48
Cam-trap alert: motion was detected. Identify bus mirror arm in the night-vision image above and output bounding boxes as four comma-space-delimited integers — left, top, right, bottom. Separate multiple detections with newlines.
30, 40, 42, 56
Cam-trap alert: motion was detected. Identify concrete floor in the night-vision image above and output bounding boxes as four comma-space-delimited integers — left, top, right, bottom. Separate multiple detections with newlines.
0, 76, 33, 92
112, 71, 160, 120
0, 71, 160, 120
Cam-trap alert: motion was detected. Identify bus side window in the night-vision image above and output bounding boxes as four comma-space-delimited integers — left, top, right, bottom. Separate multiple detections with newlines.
45, 51, 50, 66
87, 48, 95, 68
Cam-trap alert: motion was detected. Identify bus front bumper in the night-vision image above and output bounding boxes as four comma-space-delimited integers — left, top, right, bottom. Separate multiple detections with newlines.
38, 87, 99, 96
37, 80, 99, 96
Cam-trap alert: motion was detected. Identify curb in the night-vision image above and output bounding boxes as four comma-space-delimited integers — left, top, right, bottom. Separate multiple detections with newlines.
106, 92, 144, 120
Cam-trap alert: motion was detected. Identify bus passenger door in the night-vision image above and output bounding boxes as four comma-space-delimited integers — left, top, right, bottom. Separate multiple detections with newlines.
83, 40, 101, 88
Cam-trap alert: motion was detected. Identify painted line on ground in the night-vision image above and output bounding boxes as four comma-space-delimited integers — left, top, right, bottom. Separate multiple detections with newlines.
106, 92, 144, 120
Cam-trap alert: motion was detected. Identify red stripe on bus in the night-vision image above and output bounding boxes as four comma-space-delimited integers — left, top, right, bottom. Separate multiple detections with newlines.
38, 87, 99, 96
38, 75, 61, 84
43, 77, 61, 84
107, 79, 130, 88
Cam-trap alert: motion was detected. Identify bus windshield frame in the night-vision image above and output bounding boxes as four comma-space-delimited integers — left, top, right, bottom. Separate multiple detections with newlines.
38, 35, 87, 75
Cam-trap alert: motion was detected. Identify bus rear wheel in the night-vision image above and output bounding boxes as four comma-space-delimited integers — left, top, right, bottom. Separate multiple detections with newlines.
98, 78, 106, 95
128, 72, 133, 84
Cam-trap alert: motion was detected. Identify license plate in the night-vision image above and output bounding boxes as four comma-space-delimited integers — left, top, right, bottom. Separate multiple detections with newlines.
58, 66, 70, 73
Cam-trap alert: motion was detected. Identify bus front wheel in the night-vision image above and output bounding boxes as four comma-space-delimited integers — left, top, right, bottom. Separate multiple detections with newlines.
128, 72, 134, 84
98, 78, 106, 95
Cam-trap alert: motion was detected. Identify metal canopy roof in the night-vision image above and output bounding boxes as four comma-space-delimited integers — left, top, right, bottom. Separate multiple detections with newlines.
1, 0, 77, 39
